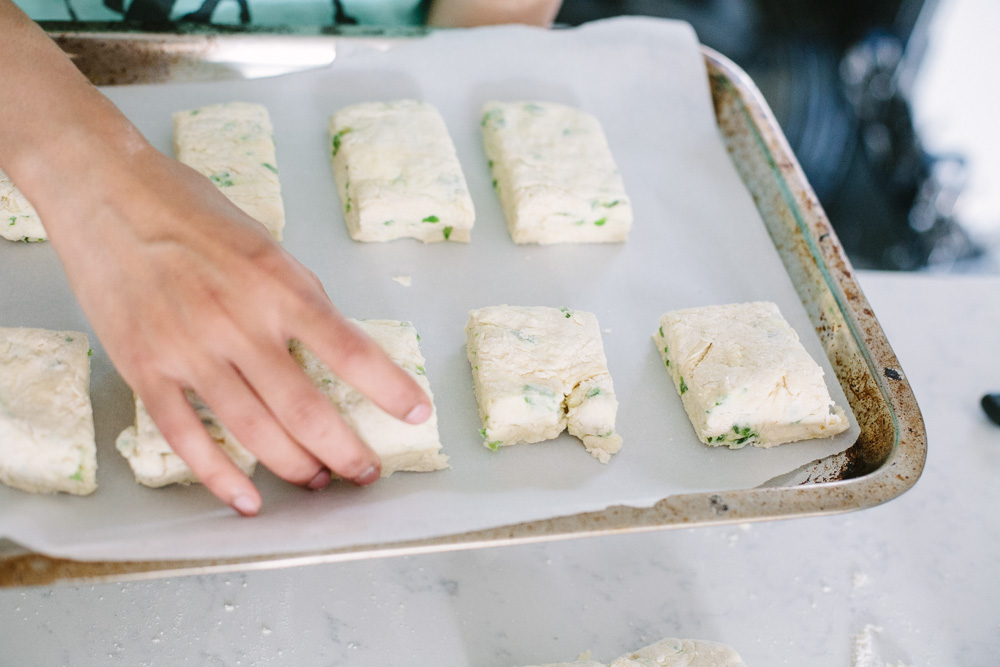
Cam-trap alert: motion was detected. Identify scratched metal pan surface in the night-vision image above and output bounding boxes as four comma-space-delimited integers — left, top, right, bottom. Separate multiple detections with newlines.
0, 32, 925, 588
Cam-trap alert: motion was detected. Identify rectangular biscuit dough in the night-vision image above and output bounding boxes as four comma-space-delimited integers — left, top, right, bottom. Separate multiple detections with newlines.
0, 169, 47, 243
115, 392, 257, 488
609, 638, 747, 667
329, 100, 475, 243
0, 328, 96, 495
518, 639, 746, 667
173, 102, 286, 241
481, 101, 632, 244
465, 305, 622, 463
654, 301, 849, 448
290, 320, 448, 476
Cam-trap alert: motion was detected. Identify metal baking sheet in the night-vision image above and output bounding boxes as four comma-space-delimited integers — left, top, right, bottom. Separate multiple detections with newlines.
0, 19, 926, 585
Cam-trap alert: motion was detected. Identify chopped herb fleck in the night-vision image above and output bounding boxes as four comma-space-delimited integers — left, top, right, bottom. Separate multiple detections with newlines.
384, 220, 395, 225
415, 365, 425, 376
594, 217, 607, 226
209, 171, 235, 187
345, 198, 352, 213
69, 468, 84, 482
487, 159, 495, 169
8, 216, 15, 225
481, 108, 505, 128
422, 215, 439, 223
261, 162, 278, 174
600, 200, 622, 208
523, 102, 544, 113
586, 387, 601, 399
658, 326, 664, 337
560, 306, 572, 318
189, 109, 199, 116
479, 427, 487, 439
331, 127, 352, 156
64, 336, 74, 342
679, 377, 688, 394
487, 440, 503, 451
443, 226, 453, 240
491, 178, 499, 191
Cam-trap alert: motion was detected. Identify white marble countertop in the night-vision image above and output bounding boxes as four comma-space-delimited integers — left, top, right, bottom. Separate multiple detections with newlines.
1, 270, 998, 667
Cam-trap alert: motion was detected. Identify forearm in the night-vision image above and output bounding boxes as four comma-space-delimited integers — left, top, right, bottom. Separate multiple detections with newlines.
0, 1, 153, 234
425, 0, 563, 27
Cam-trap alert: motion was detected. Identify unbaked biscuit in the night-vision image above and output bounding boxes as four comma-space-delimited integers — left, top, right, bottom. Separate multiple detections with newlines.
0, 328, 96, 494
173, 102, 285, 241
0, 170, 46, 243
291, 319, 448, 476
481, 101, 631, 244
329, 100, 475, 243
466, 305, 622, 463
654, 301, 848, 448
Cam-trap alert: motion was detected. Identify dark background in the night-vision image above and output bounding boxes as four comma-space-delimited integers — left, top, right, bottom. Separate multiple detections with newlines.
556, 0, 980, 271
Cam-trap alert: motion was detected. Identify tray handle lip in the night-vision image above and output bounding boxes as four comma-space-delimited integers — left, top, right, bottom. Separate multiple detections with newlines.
700, 46, 927, 490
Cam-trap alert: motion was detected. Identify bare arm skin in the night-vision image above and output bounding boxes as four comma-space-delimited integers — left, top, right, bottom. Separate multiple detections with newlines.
426, 0, 563, 28
0, 1, 433, 515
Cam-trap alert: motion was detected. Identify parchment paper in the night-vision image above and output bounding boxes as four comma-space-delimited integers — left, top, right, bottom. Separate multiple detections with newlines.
0, 18, 858, 561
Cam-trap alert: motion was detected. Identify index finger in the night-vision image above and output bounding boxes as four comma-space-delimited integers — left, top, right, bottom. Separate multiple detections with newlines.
293, 309, 432, 426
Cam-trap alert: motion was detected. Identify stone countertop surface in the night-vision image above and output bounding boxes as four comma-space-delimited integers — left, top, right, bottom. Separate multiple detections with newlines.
1, 270, 997, 666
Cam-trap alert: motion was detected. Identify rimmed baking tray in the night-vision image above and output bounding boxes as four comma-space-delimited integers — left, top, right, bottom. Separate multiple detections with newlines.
0, 28, 926, 588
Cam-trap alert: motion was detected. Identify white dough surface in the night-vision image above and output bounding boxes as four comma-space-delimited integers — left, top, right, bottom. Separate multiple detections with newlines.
0, 18, 858, 561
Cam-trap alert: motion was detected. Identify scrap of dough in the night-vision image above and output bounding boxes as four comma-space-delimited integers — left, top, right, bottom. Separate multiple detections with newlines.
329, 100, 475, 243
481, 101, 632, 244
610, 638, 747, 667
0, 328, 96, 495
291, 319, 448, 476
116, 392, 256, 488
0, 169, 46, 242
465, 305, 622, 463
173, 102, 286, 241
654, 301, 849, 448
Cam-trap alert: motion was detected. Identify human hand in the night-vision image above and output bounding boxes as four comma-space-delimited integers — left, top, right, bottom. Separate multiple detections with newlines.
42, 144, 432, 515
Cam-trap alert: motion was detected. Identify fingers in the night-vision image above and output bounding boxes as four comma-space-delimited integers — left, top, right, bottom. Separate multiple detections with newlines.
233, 341, 383, 485
192, 360, 329, 489
294, 311, 432, 426
138, 381, 262, 516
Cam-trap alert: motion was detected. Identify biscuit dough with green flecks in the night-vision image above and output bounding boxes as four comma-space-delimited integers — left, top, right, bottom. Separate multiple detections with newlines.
291, 319, 448, 476
654, 301, 849, 448
0, 169, 46, 243
519, 638, 746, 667
481, 101, 632, 244
466, 305, 622, 463
329, 100, 475, 243
0, 328, 96, 495
173, 102, 286, 241
116, 392, 257, 488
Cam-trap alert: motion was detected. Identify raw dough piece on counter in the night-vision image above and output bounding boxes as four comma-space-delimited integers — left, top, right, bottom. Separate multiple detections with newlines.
0, 328, 96, 495
517, 639, 746, 667
654, 301, 849, 448
0, 170, 46, 243
465, 305, 622, 463
291, 319, 448, 476
173, 102, 286, 241
481, 101, 632, 244
116, 392, 257, 488
329, 100, 475, 243
609, 638, 747, 667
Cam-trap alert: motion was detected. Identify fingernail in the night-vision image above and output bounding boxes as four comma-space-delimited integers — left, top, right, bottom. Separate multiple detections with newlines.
308, 469, 331, 490
404, 402, 432, 425
232, 494, 261, 516
353, 464, 381, 486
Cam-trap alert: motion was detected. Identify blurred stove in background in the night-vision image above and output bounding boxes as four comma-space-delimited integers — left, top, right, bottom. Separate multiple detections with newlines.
558, 0, 996, 271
